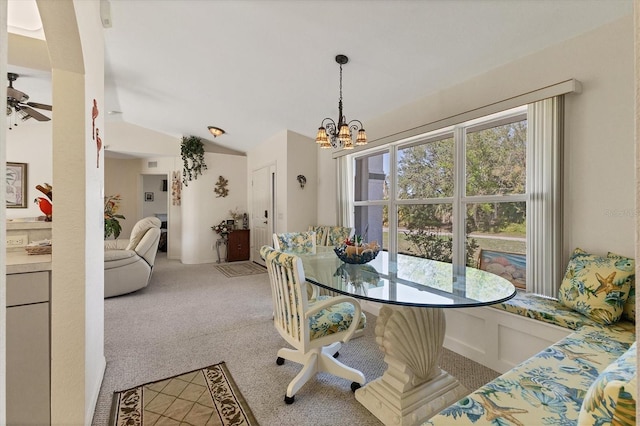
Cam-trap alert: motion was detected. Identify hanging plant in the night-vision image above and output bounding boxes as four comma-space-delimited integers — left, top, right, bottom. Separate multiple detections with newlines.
181, 135, 207, 186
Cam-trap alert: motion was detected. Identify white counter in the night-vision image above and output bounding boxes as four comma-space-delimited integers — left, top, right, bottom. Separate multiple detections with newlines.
6, 251, 52, 274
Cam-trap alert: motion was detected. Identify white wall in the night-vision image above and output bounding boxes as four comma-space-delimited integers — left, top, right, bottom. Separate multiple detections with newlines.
181, 152, 247, 264
319, 15, 635, 262
104, 157, 140, 239
1, 2, 7, 423
286, 130, 317, 232
35, 0, 106, 423
105, 121, 179, 157
141, 174, 168, 219
5, 120, 53, 220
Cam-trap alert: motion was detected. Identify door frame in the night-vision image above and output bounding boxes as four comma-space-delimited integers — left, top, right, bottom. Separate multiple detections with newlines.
251, 163, 276, 265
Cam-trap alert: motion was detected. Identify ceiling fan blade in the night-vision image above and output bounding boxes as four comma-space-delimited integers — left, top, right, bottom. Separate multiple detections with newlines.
22, 106, 51, 122
26, 102, 52, 111
7, 87, 28, 103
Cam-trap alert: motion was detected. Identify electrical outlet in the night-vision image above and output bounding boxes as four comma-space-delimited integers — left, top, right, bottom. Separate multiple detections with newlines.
6, 234, 28, 248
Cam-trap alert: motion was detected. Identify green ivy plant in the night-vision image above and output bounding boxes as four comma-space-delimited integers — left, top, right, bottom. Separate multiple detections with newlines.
181, 135, 207, 186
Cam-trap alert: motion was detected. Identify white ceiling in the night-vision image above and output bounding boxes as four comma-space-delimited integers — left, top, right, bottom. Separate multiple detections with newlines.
7, 0, 634, 155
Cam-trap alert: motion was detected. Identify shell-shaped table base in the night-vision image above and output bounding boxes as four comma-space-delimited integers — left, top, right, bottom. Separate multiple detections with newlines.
355, 305, 468, 425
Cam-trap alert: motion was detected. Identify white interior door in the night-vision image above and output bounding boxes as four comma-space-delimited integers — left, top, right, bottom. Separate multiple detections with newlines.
251, 165, 275, 265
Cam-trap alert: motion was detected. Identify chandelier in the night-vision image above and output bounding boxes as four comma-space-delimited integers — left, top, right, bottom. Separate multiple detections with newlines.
315, 54, 367, 149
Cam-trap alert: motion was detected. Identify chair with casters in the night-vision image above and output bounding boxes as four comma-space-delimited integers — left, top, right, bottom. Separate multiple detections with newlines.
272, 231, 317, 254
260, 245, 366, 404
104, 216, 162, 298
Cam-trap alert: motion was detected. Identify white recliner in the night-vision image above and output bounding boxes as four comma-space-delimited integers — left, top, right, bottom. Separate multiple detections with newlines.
104, 217, 162, 298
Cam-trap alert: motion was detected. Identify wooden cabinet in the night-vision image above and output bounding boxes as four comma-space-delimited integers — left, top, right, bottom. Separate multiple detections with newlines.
227, 229, 250, 262
6, 271, 51, 425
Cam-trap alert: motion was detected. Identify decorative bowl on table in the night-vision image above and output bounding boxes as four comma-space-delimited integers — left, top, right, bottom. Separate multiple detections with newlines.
334, 241, 380, 264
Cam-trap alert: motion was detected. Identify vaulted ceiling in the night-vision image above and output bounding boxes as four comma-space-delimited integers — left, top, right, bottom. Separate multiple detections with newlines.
7, 0, 633, 155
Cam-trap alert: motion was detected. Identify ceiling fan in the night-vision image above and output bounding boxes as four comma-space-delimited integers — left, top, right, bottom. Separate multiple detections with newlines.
6, 72, 52, 126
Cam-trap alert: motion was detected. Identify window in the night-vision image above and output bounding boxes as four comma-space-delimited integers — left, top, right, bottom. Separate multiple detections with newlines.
346, 99, 563, 296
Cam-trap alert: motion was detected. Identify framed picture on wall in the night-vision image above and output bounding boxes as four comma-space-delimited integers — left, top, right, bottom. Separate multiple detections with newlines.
6, 162, 28, 208
145, 192, 154, 202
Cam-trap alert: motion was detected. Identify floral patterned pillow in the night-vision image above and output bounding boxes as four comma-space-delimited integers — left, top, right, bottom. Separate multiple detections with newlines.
325, 226, 353, 246
578, 342, 637, 425
608, 252, 636, 322
274, 231, 316, 254
308, 226, 327, 246
558, 248, 633, 325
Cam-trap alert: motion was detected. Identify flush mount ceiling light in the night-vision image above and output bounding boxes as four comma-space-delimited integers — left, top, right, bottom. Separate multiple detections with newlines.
315, 54, 367, 150
208, 126, 225, 137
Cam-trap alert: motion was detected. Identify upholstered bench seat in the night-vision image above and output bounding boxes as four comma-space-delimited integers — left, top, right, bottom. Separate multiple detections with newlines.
426, 321, 635, 425
491, 290, 601, 330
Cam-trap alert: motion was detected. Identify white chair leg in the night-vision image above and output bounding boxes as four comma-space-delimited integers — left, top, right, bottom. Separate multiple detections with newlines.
277, 347, 307, 365
322, 342, 342, 357
318, 352, 365, 385
286, 351, 319, 398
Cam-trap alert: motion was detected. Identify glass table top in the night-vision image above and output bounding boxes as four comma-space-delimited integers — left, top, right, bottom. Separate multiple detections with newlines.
298, 247, 516, 308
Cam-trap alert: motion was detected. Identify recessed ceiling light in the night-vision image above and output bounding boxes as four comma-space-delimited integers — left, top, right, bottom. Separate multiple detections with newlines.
208, 126, 225, 137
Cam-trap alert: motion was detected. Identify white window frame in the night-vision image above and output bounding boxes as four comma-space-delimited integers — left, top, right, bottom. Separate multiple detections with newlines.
345, 100, 563, 296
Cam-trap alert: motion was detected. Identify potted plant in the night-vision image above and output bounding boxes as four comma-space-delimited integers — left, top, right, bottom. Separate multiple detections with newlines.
104, 194, 126, 239
181, 135, 207, 186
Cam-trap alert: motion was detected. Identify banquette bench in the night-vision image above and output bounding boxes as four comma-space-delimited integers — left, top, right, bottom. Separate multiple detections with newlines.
427, 248, 636, 426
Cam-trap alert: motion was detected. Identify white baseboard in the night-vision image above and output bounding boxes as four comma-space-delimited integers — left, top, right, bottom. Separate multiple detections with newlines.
85, 356, 107, 425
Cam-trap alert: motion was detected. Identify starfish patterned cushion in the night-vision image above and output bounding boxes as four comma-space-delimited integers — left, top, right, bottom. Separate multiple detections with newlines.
607, 252, 636, 322
558, 248, 634, 325
425, 325, 635, 426
578, 342, 637, 426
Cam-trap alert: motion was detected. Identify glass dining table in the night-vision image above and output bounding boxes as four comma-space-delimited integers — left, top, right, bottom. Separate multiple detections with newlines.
297, 247, 516, 426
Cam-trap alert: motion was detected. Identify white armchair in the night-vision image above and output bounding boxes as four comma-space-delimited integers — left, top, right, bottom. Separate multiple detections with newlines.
104, 217, 162, 298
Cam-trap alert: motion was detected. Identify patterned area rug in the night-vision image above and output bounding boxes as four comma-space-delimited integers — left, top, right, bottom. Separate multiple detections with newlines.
216, 262, 266, 278
110, 362, 258, 426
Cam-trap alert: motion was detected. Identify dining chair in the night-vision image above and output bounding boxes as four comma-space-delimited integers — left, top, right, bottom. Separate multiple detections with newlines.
307, 225, 328, 246
272, 231, 317, 254
324, 226, 354, 246
260, 245, 366, 404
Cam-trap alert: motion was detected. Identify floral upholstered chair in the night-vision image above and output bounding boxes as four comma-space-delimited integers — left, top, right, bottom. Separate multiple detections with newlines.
260, 246, 366, 404
272, 231, 317, 254
324, 226, 354, 246
308, 225, 328, 246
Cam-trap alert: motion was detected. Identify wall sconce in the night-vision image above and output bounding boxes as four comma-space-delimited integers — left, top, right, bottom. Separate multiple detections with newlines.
297, 175, 307, 189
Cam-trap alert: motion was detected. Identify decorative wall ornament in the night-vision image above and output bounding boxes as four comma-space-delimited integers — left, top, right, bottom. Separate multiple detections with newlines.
297, 174, 307, 189
171, 171, 182, 206
92, 99, 101, 168
181, 135, 208, 186
214, 176, 229, 198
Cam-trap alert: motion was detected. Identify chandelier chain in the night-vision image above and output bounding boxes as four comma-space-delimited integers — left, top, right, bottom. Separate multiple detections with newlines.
339, 63, 343, 105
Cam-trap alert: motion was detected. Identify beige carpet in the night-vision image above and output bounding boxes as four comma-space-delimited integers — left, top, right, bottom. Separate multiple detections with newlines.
216, 262, 266, 278
93, 254, 500, 426
110, 362, 258, 426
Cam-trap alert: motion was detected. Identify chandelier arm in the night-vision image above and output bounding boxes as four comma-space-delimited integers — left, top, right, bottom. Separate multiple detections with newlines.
347, 119, 365, 130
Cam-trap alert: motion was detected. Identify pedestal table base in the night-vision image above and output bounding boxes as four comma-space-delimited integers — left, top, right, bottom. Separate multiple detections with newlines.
355, 305, 468, 425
